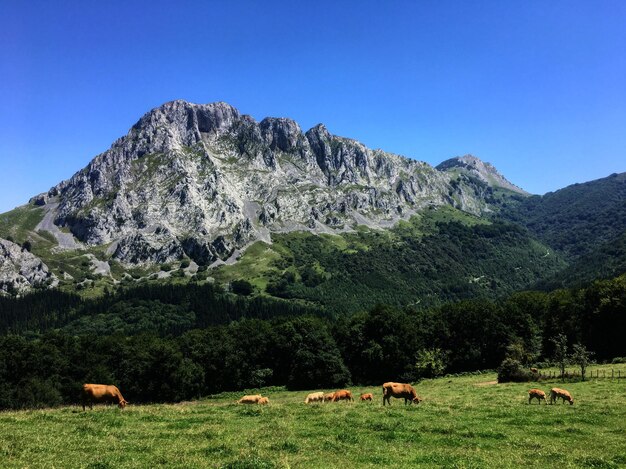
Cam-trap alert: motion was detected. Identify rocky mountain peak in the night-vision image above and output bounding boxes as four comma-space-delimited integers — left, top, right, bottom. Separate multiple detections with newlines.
259, 117, 304, 153
436, 154, 527, 194
26, 100, 525, 267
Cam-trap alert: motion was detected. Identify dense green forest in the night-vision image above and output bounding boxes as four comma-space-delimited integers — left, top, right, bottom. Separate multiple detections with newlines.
0, 273, 624, 409
537, 231, 626, 290
0, 282, 325, 335
213, 207, 566, 312
499, 172, 626, 260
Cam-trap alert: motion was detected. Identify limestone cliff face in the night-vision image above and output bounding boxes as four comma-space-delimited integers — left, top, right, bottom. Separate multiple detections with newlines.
0, 239, 57, 295
32, 100, 521, 265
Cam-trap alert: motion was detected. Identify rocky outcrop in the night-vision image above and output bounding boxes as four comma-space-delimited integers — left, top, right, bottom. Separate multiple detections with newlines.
437, 155, 528, 194
31, 100, 526, 266
0, 239, 57, 295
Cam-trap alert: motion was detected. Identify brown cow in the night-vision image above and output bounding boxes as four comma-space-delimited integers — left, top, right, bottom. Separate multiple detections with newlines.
530, 367, 539, 373
257, 397, 269, 405
382, 382, 421, 406
323, 392, 335, 402
237, 394, 263, 404
528, 388, 547, 404
550, 388, 574, 405
331, 390, 353, 402
81, 384, 128, 410
360, 393, 373, 402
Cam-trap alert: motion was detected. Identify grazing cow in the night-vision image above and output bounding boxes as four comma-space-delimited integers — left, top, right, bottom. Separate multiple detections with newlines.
550, 388, 574, 405
304, 392, 325, 404
360, 393, 373, 402
323, 392, 335, 402
382, 382, 421, 406
237, 394, 263, 404
257, 397, 269, 405
81, 384, 128, 411
530, 367, 539, 373
331, 390, 353, 402
528, 388, 547, 404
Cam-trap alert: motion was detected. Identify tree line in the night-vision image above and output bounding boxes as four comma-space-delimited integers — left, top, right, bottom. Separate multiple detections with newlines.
0, 273, 624, 409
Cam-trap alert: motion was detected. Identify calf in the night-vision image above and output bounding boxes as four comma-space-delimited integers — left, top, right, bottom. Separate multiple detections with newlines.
360, 393, 374, 402
257, 397, 269, 405
237, 394, 263, 404
304, 392, 325, 404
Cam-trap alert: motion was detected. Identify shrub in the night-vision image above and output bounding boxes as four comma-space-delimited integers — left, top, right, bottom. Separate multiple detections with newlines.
497, 358, 537, 383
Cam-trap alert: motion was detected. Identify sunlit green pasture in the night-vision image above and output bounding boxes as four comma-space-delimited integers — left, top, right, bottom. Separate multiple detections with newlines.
2, 368, 625, 468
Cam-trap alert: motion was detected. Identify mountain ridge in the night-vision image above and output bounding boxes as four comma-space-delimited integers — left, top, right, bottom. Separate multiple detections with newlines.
4, 100, 622, 301
26, 100, 522, 267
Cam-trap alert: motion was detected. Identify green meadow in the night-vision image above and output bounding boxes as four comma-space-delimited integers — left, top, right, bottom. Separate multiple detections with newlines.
2, 367, 626, 469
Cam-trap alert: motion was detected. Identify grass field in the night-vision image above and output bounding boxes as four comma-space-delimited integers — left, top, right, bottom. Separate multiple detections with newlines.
1, 367, 626, 468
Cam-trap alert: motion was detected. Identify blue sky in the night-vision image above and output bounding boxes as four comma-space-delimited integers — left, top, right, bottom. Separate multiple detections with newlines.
1, 1, 625, 213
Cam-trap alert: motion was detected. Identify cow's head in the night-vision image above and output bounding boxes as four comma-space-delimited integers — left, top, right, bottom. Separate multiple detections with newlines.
118, 399, 128, 409
412, 396, 422, 404
568, 398, 574, 405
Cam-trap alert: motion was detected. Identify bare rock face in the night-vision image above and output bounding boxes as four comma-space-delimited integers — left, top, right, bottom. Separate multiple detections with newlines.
31, 100, 525, 266
0, 239, 57, 294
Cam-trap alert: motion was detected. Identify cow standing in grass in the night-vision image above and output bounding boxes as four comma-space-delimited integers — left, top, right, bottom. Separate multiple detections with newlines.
528, 389, 547, 404
323, 392, 335, 402
81, 384, 128, 410
550, 388, 574, 405
360, 393, 373, 402
331, 390, 353, 402
382, 382, 421, 406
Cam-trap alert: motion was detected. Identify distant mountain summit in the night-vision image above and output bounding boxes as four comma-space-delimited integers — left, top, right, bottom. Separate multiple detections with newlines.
25, 100, 523, 266
436, 155, 527, 195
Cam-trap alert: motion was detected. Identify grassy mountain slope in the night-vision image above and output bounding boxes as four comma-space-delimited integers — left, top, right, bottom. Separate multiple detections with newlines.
214, 206, 566, 312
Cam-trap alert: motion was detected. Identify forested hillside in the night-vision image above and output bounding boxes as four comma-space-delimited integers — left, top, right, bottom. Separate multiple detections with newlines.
539, 231, 626, 289
500, 172, 626, 260
213, 207, 566, 312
